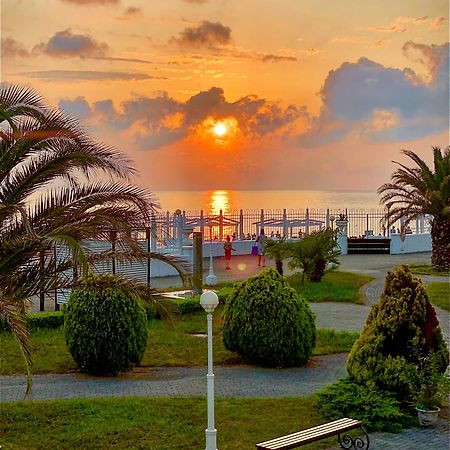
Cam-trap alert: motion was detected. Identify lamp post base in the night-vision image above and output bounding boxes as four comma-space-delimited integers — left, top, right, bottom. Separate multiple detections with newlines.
205, 428, 217, 450
206, 272, 217, 285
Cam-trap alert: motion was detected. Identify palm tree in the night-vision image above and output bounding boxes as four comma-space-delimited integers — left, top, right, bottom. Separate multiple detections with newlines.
0, 85, 188, 393
378, 147, 450, 270
263, 238, 290, 275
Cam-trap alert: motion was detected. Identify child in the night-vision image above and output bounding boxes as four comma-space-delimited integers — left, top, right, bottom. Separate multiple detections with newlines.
223, 235, 236, 270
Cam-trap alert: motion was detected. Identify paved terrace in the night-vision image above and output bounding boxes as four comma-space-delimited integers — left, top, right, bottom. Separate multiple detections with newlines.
5, 252, 450, 449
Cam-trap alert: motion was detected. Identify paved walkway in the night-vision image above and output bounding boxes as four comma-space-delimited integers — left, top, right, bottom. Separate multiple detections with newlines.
5, 252, 450, 449
1, 354, 348, 402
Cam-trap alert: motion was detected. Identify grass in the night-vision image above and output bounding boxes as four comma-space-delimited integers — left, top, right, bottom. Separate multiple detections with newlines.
426, 282, 450, 311
408, 264, 450, 276
0, 396, 336, 450
0, 308, 359, 375
287, 271, 374, 304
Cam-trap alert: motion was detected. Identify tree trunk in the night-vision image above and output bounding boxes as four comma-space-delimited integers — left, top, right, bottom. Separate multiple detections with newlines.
275, 259, 283, 276
431, 216, 450, 270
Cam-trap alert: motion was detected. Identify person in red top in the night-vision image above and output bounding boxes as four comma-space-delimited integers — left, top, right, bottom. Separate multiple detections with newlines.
223, 235, 236, 270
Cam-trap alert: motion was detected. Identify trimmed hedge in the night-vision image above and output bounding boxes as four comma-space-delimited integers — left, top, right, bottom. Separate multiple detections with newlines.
222, 269, 316, 367
347, 265, 449, 398
64, 277, 148, 376
0, 311, 64, 332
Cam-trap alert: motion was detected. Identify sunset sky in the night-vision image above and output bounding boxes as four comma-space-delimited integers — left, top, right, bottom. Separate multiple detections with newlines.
2, 0, 449, 192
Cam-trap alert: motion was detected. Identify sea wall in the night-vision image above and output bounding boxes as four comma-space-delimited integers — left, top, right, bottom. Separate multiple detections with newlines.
390, 233, 432, 254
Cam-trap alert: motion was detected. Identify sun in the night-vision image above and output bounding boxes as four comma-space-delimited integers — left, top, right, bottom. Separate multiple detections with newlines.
213, 122, 227, 137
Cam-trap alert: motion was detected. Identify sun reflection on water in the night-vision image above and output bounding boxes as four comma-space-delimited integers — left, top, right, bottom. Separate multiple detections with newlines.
209, 190, 231, 215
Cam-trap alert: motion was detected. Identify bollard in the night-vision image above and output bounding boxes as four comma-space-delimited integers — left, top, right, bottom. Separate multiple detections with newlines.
193, 231, 203, 295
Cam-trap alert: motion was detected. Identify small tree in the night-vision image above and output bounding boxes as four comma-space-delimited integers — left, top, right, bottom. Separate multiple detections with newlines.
64, 275, 148, 376
222, 269, 316, 367
288, 229, 340, 282
347, 265, 449, 398
263, 238, 290, 275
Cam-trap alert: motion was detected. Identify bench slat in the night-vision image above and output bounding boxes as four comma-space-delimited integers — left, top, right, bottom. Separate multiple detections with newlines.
256, 418, 362, 450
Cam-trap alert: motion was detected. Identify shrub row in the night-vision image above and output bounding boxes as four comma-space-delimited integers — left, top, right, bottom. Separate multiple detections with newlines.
0, 311, 64, 332
0, 288, 233, 332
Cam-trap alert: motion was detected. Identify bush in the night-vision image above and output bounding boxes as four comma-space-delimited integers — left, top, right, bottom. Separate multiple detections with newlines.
64, 275, 148, 376
0, 312, 64, 332
288, 229, 340, 282
347, 265, 449, 398
316, 378, 413, 432
222, 269, 316, 367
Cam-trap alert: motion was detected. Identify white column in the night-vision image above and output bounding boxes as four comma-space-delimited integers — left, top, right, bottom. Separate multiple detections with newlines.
205, 313, 217, 450
239, 209, 244, 240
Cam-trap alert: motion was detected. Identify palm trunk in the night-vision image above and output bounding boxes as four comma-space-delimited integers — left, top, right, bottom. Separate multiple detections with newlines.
431, 216, 450, 270
275, 259, 283, 276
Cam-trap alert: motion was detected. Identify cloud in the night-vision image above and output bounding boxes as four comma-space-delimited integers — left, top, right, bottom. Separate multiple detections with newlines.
370, 16, 443, 33
260, 54, 297, 62
428, 16, 446, 31
402, 41, 448, 83
33, 29, 109, 58
302, 42, 449, 144
331, 36, 390, 48
117, 6, 143, 20
89, 55, 153, 64
59, 0, 119, 4
60, 87, 302, 150
32, 30, 151, 63
21, 70, 162, 82
170, 20, 232, 48
1, 37, 29, 58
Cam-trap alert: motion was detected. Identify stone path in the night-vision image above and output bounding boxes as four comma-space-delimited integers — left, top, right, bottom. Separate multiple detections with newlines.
0, 354, 348, 402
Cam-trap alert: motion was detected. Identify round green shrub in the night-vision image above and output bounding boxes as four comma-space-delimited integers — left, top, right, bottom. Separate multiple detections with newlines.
347, 265, 449, 398
222, 269, 316, 367
64, 275, 148, 375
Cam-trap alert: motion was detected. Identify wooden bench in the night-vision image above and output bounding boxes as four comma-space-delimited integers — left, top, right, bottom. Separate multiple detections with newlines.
256, 418, 369, 450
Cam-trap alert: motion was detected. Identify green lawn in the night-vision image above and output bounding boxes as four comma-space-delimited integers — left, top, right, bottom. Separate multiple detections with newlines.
408, 264, 450, 276
0, 308, 358, 375
287, 271, 374, 304
0, 396, 336, 450
426, 282, 450, 311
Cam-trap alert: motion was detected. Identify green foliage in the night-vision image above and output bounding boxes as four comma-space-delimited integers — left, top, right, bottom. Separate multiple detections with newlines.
0, 396, 326, 450
378, 146, 450, 271
426, 282, 450, 311
415, 357, 450, 409
64, 275, 148, 375
288, 229, 340, 282
347, 265, 449, 398
408, 264, 450, 277
222, 269, 316, 367
0, 312, 64, 332
317, 378, 414, 432
287, 271, 373, 304
314, 329, 359, 355
263, 238, 291, 275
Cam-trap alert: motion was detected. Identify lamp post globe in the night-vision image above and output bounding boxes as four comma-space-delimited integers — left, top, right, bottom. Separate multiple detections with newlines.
200, 290, 219, 313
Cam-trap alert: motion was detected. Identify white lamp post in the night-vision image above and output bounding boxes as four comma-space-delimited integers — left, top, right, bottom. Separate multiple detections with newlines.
206, 225, 217, 286
200, 290, 219, 450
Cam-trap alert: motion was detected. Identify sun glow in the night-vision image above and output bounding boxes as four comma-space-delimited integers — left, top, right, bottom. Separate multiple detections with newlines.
213, 122, 227, 136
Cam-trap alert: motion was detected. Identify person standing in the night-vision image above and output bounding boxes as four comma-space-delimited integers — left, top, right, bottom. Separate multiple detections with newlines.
223, 235, 236, 270
256, 228, 266, 267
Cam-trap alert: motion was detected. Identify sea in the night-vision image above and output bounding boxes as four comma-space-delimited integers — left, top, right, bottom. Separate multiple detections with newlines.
153, 190, 383, 214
